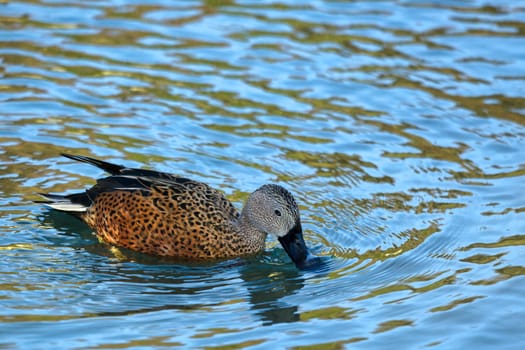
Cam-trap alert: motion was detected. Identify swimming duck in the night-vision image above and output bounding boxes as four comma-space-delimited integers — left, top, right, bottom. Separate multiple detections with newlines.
39, 154, 317, 268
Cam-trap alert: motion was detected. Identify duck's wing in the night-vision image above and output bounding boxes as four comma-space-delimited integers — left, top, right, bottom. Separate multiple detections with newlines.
42, 154, 239, 222
40, 174, 238, 219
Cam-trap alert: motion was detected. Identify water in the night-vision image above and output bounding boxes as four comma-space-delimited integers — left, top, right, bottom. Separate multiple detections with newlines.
1, 0, 525, 348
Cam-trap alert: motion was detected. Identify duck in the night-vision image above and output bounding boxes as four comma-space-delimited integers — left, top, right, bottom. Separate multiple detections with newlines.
38, 154, 319, 268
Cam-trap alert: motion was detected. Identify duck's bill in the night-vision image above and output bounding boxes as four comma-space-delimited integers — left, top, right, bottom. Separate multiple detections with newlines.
278, 223, 319, 269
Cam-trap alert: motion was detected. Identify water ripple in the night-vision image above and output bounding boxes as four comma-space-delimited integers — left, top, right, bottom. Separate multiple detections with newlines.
1, 0, 525, 348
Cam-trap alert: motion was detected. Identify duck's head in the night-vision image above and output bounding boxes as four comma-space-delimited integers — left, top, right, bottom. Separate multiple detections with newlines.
242, 184, 318, 269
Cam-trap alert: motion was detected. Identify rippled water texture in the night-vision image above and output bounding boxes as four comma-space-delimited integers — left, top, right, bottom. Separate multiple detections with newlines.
1, 0, 525, 348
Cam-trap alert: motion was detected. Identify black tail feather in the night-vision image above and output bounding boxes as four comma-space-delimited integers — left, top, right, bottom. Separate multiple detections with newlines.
61, 153, 125, 175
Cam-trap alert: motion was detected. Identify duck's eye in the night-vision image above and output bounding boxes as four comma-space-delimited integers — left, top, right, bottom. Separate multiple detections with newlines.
274, 209, 282, 216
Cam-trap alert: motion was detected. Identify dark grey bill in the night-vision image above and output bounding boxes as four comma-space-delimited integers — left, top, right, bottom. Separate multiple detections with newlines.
278, 222, 316, 269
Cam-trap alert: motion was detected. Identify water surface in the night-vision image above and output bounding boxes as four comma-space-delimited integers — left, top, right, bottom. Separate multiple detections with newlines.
1, 0, 525, 349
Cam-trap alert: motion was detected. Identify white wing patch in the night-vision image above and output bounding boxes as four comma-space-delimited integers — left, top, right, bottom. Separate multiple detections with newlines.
46, 202, 87, 212
39, 193, 88, 212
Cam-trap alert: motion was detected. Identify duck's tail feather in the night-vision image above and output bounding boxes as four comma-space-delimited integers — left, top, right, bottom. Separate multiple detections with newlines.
61, 153, 125, 175
37, 192, 91, 214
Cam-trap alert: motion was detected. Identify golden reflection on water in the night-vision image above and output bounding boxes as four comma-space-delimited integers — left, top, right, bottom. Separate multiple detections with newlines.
0, 0, 524, 348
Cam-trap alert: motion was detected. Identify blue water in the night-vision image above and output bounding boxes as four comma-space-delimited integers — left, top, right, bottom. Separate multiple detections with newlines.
1, 0, 525, 349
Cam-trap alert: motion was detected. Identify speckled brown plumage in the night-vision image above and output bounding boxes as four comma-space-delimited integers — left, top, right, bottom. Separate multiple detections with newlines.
83, 181, 264, 259
38, 154, 316, 266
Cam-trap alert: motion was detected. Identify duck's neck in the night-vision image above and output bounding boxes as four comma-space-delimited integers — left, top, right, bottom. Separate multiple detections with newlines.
236, 210, 267, 253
